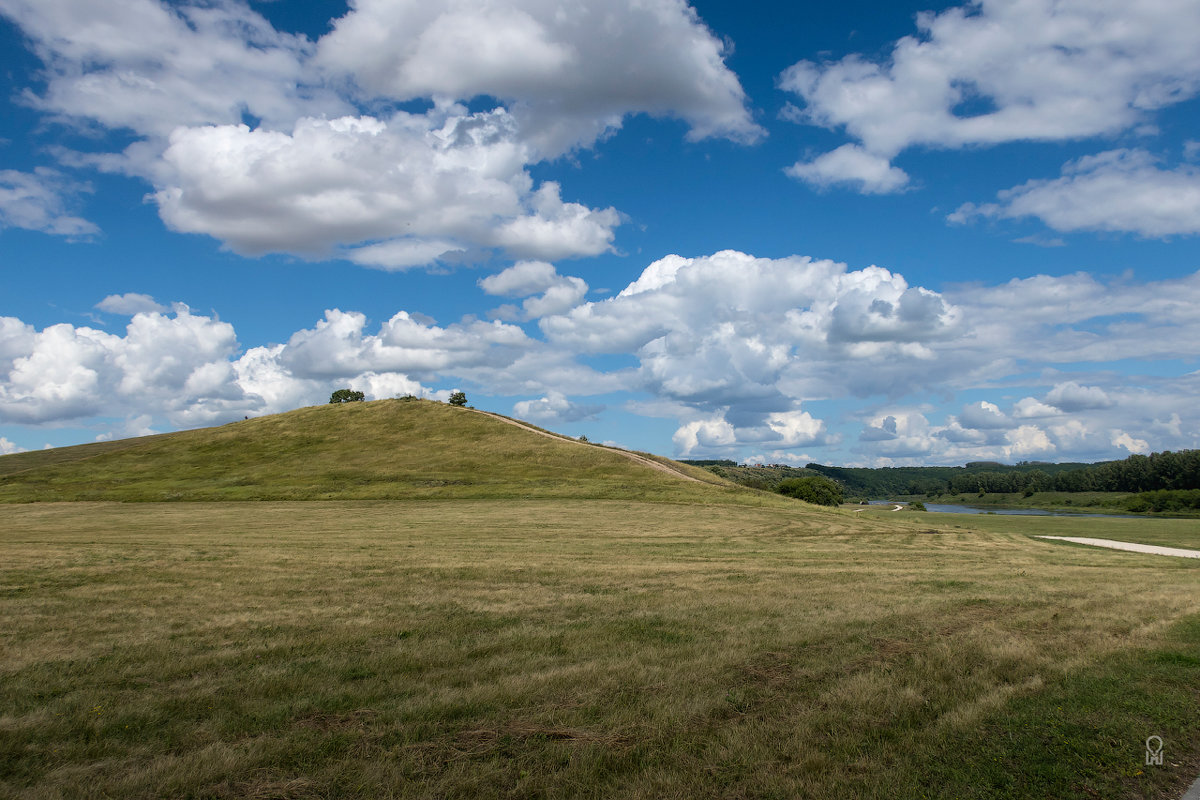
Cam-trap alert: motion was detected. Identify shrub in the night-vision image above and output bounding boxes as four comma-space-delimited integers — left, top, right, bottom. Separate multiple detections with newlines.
909, 500, 927, 511
329, 389, 365, 403
448, 391, 467, 407
776, 476, 844, 506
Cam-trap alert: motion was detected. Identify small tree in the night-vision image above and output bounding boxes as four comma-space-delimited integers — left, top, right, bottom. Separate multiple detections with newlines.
329, 388, 365, 404
448, 390, 467, 407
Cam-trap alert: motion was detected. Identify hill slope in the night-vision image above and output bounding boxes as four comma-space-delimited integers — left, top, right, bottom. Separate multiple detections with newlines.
0, 399, 744, 503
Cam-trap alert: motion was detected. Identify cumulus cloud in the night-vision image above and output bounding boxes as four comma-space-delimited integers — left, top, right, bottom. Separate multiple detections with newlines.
543, 250, 962, 411
316, 0, 763, 155
481, 261, 588, 321
958, 400, 1012, 430
1045, 381, 1114, 412
1112, 431, 1150, 454
0, 168, 98, 237
781, 0, 1200, 157
5, 250, 1200, 464
950, 149, 1200, 237
784, 144, 910, 194
858, 411, 937, 457
0, 306, 242, 425
779, 0, 1200, 193
95, 293, 166, 315
0, 436, 25, 454
0, 303, 552, 434
513, 391, 603, 424
1012, 397, 1059, 419
2, 0, 756, 268
1005, 425, 1055, 458
672, 415, 738, 457
147, 110, 621, 265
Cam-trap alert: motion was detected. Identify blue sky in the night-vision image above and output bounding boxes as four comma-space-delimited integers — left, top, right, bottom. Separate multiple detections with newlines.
2, 0, 1199, 466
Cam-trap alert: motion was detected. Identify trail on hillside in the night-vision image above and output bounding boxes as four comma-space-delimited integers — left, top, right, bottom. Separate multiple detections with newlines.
468, 409, 707, 485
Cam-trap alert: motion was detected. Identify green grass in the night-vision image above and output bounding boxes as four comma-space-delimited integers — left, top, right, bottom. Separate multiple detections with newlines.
0, 399, 743, 504
923, 511, 1200, 551
2, 501, 1198, 799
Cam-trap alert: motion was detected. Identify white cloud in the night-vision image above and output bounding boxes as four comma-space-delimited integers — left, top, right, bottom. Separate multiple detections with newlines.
0, 168, 98, 237
784, 144, 910, 194
480, 260, 562, 297
4, 249, 1200, 464
858, 411, 937, 457
1012, 397, 1059, 419
147, 110, 621, 265
316, 0, 763, 156
672, 415, 737, 457
0, 303, 545, 431
1045, 381, 1114, 412
958, 400, 1012, 430
781, 0, 1200, 158
0, 306, 242, 425
1112, 431, 1150, 454
1005, 425, 1055, 458
950, 149, 1200, 237
0, 0, 341, 136
765, 410, 826, 447
96, 293, 166, 315
482, 261, 589, 321
2, 0, 756, 269
0, 436, 25, 454
512, 391, 603, 424
348, 371, 430, 401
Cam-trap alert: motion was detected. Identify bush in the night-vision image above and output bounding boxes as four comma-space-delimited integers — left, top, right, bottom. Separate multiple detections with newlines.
1123, 489, 1200, 513
776, 476, 844, 506
329, 389, 365, 404
909, 500, 927, 511
448, 391, 467, 407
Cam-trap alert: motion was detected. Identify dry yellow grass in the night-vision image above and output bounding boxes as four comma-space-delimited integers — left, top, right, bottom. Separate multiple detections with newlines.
2, 501, 1198, 798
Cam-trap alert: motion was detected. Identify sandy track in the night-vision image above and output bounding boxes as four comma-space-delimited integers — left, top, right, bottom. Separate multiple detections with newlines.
1035, 536, 1200, 559
468, 409, 706, 484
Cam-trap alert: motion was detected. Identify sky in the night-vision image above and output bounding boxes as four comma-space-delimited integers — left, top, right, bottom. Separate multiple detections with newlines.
1, 0, 1199, 467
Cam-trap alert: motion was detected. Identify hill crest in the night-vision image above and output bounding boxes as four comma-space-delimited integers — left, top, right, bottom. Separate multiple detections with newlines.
0, 399, 735, 504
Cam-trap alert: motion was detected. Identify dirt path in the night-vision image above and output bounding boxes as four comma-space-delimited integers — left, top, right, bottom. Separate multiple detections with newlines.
468, 409, 707, 484
1035, 536, 1200, 559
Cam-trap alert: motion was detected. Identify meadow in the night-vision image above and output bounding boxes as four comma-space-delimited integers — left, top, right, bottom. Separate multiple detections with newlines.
3, 499, 1199, 799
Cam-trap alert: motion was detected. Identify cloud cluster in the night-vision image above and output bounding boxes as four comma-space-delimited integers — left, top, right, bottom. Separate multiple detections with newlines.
854, 374, 1180, 467
781, 0, 1200, 206
148, 110, 621, 266
4, 252, 1199, 465
1, 0, 757, 266
950, 149, 1200, 237
316, 0, 763, 156
0, 306, 242, 426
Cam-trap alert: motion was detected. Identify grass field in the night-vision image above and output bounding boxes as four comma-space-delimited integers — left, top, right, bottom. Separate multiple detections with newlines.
3, 500, 1198, 799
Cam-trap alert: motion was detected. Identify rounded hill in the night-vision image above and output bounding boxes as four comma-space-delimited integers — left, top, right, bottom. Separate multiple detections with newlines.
0, 399, 732, 503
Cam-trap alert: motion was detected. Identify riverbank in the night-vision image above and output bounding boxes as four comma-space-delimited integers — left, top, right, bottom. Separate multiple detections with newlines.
892, 490, 1200, 519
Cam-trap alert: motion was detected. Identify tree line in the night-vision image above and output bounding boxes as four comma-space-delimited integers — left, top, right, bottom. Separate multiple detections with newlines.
747, 450, 1200, 498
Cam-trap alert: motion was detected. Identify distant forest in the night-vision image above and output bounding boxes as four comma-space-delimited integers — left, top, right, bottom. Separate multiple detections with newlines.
684, 450, 1200, 498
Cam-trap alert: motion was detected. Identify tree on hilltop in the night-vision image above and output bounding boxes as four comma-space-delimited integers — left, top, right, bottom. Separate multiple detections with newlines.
448, 391, 467, 407
329, 388, 365, 404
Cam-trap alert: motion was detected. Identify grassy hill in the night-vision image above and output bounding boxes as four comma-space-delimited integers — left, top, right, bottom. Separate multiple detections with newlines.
0, 398, 748, 504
